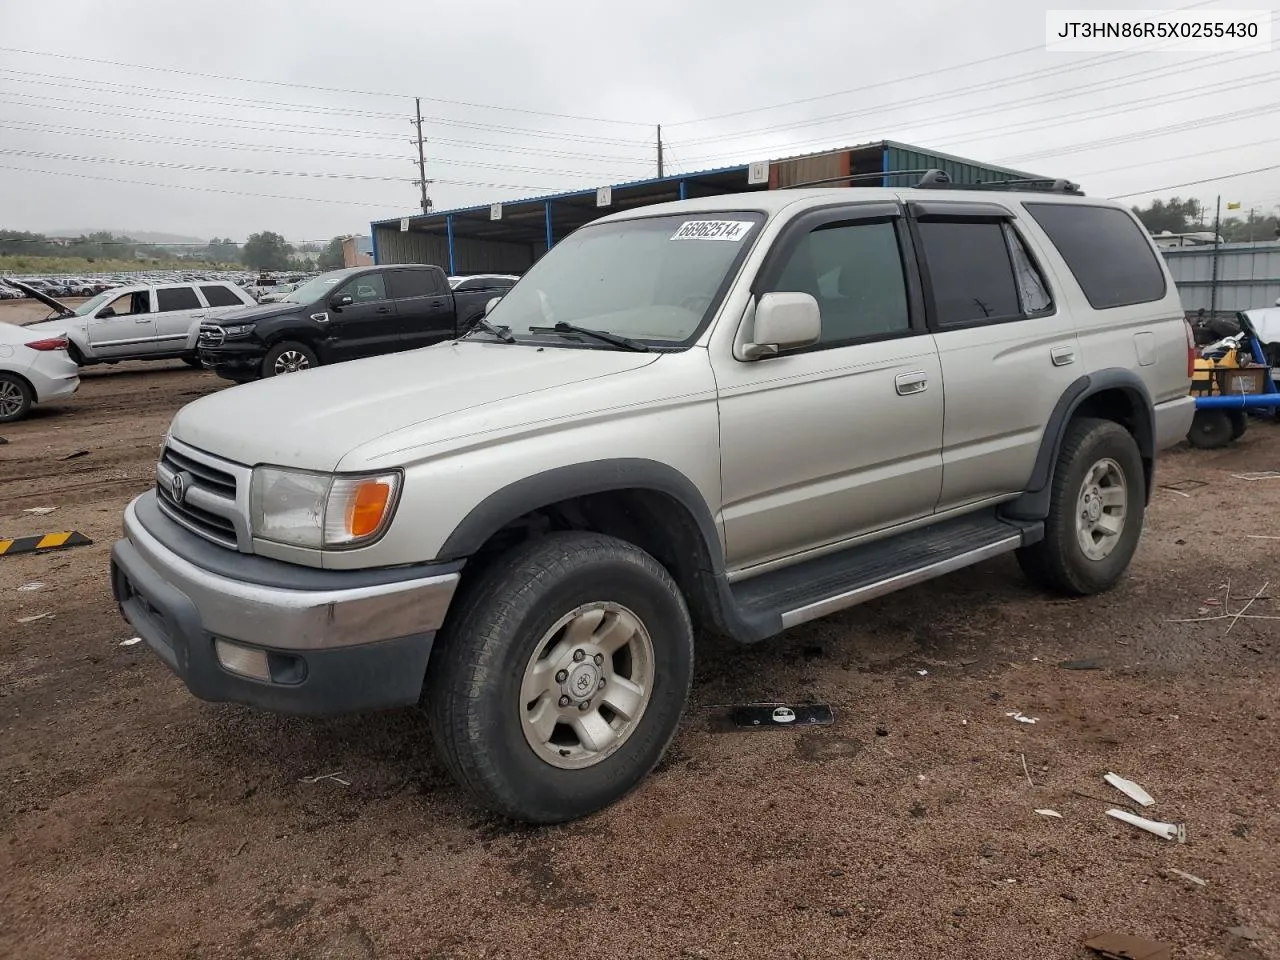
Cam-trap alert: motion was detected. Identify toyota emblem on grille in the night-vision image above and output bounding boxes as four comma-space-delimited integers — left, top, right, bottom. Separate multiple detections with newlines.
169, 471, 188, 504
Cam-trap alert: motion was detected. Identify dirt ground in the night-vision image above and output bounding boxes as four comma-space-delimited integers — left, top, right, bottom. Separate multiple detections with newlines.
1, 300, 1278, 959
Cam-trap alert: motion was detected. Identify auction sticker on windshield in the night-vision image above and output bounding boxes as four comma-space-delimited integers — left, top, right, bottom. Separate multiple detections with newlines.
670, 220, 753, 241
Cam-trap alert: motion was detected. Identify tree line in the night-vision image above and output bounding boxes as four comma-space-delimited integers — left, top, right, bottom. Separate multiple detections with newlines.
0, 229, 349, 272
1131, 198, 1280, 242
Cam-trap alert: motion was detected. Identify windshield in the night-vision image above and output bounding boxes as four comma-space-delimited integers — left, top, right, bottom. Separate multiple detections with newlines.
73, 290, 115, 317
486, 212, 764, 345
280, 271, 347, 304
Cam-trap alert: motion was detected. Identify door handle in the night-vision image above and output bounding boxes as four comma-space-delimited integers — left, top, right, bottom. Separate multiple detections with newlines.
1051, 345, 1076, 366
375, 306, 392, 314
134, 318, 151, 324
895, 371, 928, 396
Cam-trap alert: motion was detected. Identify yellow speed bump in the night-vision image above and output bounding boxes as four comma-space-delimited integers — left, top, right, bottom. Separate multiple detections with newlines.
0, 531, 94, 557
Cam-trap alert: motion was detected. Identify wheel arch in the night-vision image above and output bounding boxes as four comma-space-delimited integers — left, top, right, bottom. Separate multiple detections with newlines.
0, 368, 36, 413
1003, 370, 1155, 521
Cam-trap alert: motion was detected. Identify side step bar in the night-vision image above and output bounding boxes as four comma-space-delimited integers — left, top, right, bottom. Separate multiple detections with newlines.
725, 511, 1041, 641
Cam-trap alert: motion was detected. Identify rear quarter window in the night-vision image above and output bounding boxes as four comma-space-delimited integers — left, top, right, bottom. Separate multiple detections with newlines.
1023, 203, 1167, 310
200, 284, 244, 307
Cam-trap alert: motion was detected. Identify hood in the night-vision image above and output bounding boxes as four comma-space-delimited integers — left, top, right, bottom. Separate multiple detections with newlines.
170, 341, 660, 471
19, 317, 85, 333
4, 280, 73, 318
1243, 307, 1280, 345
205, 302, 306, 324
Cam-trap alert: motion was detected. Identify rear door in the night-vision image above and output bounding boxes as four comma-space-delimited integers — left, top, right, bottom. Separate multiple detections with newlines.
85, 290, 158, 358
153, 285, 206, 355
326, 271, 399, 361
906, 201, 1080, 511
387, 268, 454, 349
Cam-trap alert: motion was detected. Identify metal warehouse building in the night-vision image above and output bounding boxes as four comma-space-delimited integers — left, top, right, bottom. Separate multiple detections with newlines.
370, 140, 1052, 275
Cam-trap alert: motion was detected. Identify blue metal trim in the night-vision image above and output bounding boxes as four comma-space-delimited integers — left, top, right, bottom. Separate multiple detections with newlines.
370, 226, 380, 264
679, 180, 687, 201
446, 215, 455, 274
545, 201, 553, 250
881, 146, 889, 188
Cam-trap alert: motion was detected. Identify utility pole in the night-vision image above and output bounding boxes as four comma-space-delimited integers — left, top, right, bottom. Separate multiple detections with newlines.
656, 124, 664, 178
1209, 194, 1221, 320
413, 97, 431, 214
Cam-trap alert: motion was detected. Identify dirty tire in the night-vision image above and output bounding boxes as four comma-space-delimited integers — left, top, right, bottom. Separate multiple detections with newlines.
1187, 409, 1233, 450
1228, 410, 1249, 441
181, 355, 203, 369
1017, 417, 1145, 596
425, 531, 694, 824
262, 341, 318, 378
0, 372, 33, 423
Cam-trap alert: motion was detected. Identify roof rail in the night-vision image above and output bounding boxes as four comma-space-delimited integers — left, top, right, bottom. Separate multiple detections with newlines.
914, 168, 1085, 196
778, 169, 934, 190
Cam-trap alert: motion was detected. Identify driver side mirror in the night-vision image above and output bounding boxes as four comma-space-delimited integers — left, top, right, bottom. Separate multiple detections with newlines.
331, 294, 354, 309
98, 307, 116, 318
484, 296, 501, 317
743, 292, 821, 359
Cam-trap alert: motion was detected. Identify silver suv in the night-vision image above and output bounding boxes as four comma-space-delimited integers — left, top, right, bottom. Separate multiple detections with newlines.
111, 179, 1195, 823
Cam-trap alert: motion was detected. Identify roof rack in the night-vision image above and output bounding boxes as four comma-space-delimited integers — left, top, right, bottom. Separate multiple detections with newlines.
779, 170, 935, 190
915, 168, 1085, 196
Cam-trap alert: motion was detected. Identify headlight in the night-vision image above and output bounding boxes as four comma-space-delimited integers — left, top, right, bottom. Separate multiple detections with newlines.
221, 323, 255, 340
249, 467, 401, 549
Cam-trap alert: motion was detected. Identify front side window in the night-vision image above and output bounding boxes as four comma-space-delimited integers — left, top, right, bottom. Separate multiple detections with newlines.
100, 291, 149, 317
339, 273, 387, 303
486, 212, 764, 345
917, 220, 1021, 326
765, 219, 910, 346
156, 287, 202, 312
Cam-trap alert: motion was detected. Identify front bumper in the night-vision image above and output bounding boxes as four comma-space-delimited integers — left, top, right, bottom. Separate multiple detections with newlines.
197, 342, 266, 380
111, 493, 462, 714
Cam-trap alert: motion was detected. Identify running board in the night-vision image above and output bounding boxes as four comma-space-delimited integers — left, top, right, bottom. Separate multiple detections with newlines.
727, 511, 1040, 636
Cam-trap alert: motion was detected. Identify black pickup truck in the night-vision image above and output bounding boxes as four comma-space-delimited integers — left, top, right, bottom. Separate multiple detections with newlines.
196, 264, 515, 382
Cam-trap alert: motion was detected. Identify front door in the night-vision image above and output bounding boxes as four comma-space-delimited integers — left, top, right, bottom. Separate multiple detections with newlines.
386, 269, 454, 349
326, 272, 399, 361
711, 205, 945, 572
85, 290, 157, 358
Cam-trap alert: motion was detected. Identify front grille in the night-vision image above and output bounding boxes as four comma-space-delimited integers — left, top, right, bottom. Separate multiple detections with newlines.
197, 322, 225, 347
155, 441, 247, 550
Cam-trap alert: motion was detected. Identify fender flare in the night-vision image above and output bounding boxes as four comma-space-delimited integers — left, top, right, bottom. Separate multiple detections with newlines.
436, 458, 725, 569
1004, 369, 1155, 521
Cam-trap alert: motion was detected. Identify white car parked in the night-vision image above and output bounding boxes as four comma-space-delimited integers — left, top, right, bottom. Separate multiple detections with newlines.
11, 280, 257, 367
0, 323, 80, 422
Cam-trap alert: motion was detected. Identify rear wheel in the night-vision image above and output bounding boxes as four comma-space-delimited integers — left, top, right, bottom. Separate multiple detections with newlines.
1187, 409, 1233, 449
262, 341, 318, 377
426, 531, 694, 823
0, 373, 33, 423
1017, 417, 1145, 596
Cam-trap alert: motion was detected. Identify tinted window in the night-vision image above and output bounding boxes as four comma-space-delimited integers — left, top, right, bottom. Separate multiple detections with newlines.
1024, 203, 1166, 309
200, 285, 242, 307
1006, 225, 1052, 313
767, 220, 910, 345
156, 287, 201, 312
387, 269, 443, 299
338, 273, 387, 303
917, 221, 1020, 326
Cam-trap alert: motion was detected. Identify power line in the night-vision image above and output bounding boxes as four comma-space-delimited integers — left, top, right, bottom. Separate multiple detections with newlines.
1108, 164, 1280, 199
1068, 136, 1280, 178
0, 45, 653, 127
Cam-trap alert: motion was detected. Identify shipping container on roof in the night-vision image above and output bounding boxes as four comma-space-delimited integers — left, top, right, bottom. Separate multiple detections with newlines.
370, 140, 1052, 275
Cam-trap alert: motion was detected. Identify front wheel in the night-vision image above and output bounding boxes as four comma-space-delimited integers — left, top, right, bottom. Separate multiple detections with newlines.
0, 373, 33, 423
181, 355, 203, 369
1017, 417, 1145, 596
426, 532, 694, 823
262, 341, 318, 378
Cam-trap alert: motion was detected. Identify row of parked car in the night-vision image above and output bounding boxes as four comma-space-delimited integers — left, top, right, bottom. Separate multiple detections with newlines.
0, 271, 318, 303
0, 268, 518, 421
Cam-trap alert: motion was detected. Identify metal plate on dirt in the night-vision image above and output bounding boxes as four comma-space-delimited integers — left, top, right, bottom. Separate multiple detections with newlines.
729, 703, 834, 729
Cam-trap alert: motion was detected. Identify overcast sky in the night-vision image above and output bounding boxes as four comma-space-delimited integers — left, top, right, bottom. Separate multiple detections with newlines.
1, 0, 1276, 243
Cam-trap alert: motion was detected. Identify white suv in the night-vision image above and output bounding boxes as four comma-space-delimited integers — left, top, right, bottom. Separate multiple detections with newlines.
111, 178, 1195, 823
15, 280, 256, 366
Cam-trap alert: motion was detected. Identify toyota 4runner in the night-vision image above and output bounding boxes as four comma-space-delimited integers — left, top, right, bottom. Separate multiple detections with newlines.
111, 179, 1195, 823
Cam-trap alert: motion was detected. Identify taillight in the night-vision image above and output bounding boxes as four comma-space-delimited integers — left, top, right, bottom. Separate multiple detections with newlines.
25, 337, 69, 351
1183, 320, 1196, 377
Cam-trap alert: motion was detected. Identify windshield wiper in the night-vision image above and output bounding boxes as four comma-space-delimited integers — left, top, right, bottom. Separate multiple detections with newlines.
531, 321, 650, 352
465, 316, 516, 343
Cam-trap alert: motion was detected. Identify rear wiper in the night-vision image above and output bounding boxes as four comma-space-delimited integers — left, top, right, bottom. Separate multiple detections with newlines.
464, 316, 515, 343
531, 321, 651, 352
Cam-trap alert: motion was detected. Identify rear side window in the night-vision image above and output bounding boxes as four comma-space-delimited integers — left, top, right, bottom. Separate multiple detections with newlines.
200, 285, 242, 307
156, 287, 201, 312
1023, 203, 1166, 309
387, 269, 444, 299
916, 220, 1020, 326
